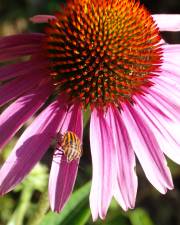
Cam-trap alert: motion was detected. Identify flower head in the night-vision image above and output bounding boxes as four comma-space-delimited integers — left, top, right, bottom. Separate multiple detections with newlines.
44, 0, 162, 109
1, 0, 180, 221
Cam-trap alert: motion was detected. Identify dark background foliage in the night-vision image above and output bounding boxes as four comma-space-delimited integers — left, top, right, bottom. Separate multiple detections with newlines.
0, 1, 180, 225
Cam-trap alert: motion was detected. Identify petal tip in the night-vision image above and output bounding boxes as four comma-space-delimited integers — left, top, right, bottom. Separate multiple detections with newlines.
29, 15, 56, 24
91, 214, 98, 222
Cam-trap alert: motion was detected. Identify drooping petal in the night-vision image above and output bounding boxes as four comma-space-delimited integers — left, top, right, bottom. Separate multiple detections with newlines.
0, 33, 44, 49
0, 33, 45, 61
152, 76, 180, 109
106, 106, 137, 210
134, 94, 180, 164
0, 72, 45, 107
30, 15, 56, 23
153, 14, 180, 31
162, 44, 180, 66
0, 58, 48, 81
0, 99, 68, 195
121, 103, 173, 194
163, 44, 180, 53
0, 46, 42, 62
158, 64, 180, 87
49, 103, 83, 212
59, 102, 83, 139
146, 81, 180, 121
160, 62, 180, 81
90, 108, 115, 221
49, 152, 80, 212
0, 82, 52, 149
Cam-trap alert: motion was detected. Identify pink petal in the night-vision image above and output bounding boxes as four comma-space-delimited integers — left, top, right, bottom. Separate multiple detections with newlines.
149, 80, 180, 122
0, 82, 52, 149
163, 44, 180, 52
153, 14, 180, 31
0, 99, 68, 194
59, 102, 83, 140
49, 103, 83, 212
49, 152, 80, 212
0, 46, 42, 61
153, 77, 180, 107
121, 103, 173, 194
90, 108, 115, 221
0, 33, 44, 61
147, 82, 180, 121
30, 15, 56, 23
134, 95, 180, 164
0, 33, 44, 49
0, 58, 48, 81
106, 106, 137, 210
160, 62, 180, 81
162, 45, 180, 66
0, 72, 45, 107
163, 44, 180, 56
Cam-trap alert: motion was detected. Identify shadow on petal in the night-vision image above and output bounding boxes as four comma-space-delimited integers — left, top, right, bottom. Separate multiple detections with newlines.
49, 150, 79, 212
49, 102, 83, 212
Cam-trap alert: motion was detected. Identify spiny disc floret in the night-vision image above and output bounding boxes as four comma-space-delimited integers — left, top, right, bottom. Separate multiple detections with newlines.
45, 0, 162, 108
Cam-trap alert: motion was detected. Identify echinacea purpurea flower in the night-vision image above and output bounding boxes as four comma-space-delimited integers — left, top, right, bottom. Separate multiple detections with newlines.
0, 0, 180, 221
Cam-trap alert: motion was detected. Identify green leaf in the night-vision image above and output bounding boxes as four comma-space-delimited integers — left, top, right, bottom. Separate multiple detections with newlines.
128, 208, 155, 225
71, 207, 91, 225
40, 181, 91, 225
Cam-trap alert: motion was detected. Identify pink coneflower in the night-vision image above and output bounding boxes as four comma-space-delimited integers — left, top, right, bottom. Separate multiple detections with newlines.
0, 0, 180, 221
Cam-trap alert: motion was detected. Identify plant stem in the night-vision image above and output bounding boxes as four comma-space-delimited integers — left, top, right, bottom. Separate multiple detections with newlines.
7, 186, 33, 225
27, 190, 49, 225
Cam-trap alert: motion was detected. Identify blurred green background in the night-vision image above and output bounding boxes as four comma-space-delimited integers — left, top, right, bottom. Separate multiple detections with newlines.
0, 0, 180, 225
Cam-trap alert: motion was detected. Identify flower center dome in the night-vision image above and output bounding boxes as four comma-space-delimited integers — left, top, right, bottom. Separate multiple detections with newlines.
44, 0, 162, 108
